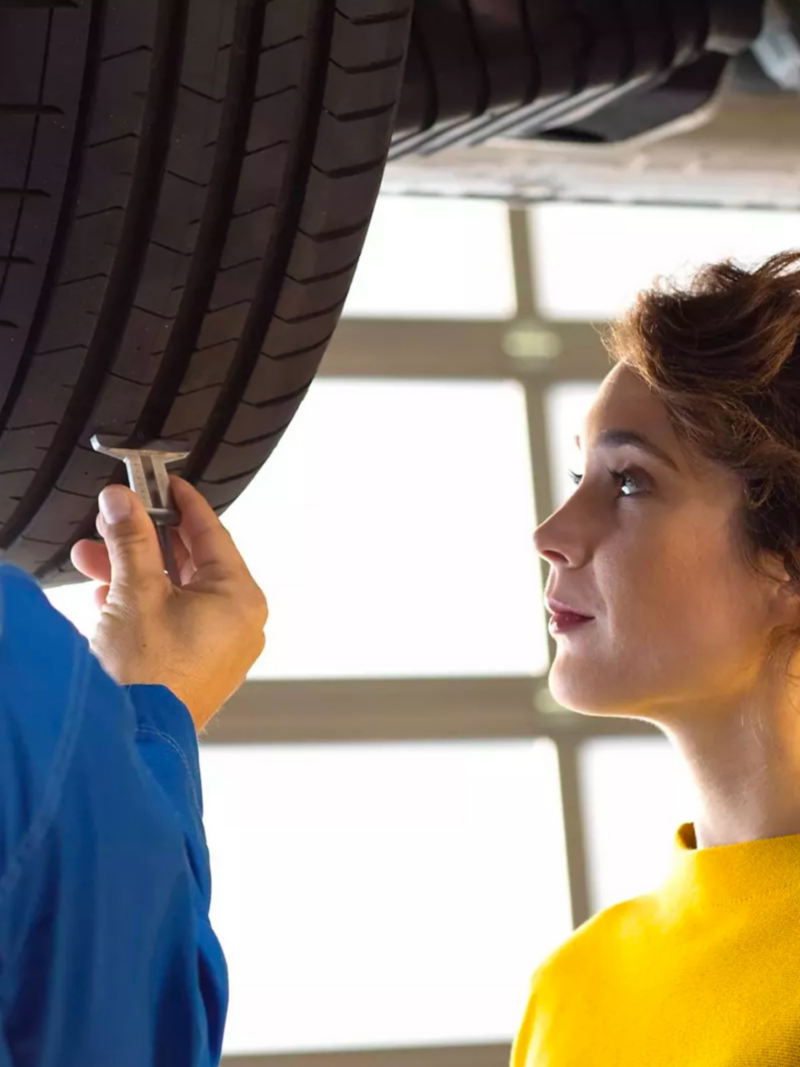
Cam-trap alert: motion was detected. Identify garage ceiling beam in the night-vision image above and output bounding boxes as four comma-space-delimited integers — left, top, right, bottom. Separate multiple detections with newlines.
202, 676, 660, 746
222, 1042, 511, 1067
321, 318, 610, 382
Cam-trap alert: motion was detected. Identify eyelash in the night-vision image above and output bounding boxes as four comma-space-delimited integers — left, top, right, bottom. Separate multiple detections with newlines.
568, 467, 646, 497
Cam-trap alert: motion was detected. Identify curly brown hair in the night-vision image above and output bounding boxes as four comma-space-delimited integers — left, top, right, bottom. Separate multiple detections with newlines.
605, 250, 800, 659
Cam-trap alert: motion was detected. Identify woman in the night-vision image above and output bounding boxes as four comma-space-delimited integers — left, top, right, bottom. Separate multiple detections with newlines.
514, 250, 800, 1065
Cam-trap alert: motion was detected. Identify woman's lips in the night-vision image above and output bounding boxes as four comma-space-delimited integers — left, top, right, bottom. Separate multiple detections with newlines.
545, 599, 596, 634
549, 612, 595, 634
545, 597, 594, 619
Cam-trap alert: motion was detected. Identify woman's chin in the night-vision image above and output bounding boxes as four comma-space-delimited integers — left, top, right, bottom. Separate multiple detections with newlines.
548, 662, 624, 717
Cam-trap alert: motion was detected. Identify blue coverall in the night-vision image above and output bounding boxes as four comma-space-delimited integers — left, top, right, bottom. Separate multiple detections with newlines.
0, 563, 228, 1065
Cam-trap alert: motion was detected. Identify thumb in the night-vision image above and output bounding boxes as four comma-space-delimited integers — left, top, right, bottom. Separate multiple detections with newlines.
98, 485, 167, 590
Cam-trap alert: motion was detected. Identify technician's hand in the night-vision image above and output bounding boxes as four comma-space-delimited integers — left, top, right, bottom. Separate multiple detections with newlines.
70, 477, 268, 734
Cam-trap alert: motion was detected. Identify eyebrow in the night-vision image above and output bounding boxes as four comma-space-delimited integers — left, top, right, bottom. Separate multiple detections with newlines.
574, 429, 680, 473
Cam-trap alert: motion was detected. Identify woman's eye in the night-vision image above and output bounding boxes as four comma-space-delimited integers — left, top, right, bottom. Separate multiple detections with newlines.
567, 468, 646, 497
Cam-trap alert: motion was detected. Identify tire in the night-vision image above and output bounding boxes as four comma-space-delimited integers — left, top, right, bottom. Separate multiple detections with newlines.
0, 0, 412, 585
391, 0, 762, 155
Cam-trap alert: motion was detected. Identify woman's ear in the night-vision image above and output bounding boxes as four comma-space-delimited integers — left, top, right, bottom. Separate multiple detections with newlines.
766, 565, 800, 635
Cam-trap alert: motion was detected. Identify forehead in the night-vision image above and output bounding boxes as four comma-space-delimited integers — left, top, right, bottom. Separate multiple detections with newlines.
584, 364, 675, 445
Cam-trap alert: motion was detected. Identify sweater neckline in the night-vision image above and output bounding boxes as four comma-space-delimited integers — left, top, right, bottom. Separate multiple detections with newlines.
660, 821, 800, 908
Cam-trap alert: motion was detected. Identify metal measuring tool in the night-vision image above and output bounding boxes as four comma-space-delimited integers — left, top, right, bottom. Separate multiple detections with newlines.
90, 435, 192, 585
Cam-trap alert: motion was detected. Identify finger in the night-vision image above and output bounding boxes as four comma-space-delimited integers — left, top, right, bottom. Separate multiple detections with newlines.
90, 510, 192, 585
71, 538, 111, 584
97, 485, 169, 592
94, 583, 110, 611
167, 525, 194, 585
169, 477, 246, 579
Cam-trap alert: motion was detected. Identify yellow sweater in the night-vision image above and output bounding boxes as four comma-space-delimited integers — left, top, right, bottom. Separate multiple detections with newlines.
511, 821, 800, 1066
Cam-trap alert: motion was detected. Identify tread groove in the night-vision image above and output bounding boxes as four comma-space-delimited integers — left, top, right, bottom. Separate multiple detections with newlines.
261, 34, 305, 53
393, 17, 436, 147
0, 104, 65, 116
87, 132, 139, 149
74, 205, 125, 220
0, 5, 56, 309
275, 295, 346, 325
61, 272, 109, 286
338, 7, 412, 27
108, 370, 149, 387
151, 239, 188, 255
457, 0, 490, 117
241, 377, 314, 412
181, 83, 224, 104
0, 1, 77, 7
267, 330, 336, 361
177, 382, 225, 398
244, 139, 290, 158
261, 34, 305, 54
35, 343, 87, 357
216, 255, 261, 273
255, 85, 299, 103
165, 168, 210, 189
298, 214, 373, 243
0, 0, 191, 550
52, 485, 96, 500
103, 45, 154, 62
312, 154, 386, 180
232, 201, 277, 220
131, 303, 173, 321
206, 296, 250, 314
129, 0, 269, 444
0, 188, 50, 199
330, 53, 405, 75
182, 0, 342, 486
286, 254, 361, 286
326, 101, 396, 122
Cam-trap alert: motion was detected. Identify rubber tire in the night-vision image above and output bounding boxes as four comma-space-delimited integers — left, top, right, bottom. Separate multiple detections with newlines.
0, 0, 411, 585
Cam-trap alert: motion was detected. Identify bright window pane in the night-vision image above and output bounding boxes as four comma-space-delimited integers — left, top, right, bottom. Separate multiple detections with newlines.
225, 379, 546, 679
344, 196, 517, 319
544, 381, 603, 510
530, 203, 800, 321
46, 381, 547, 680
46, 582, 96, 642
200, 739, 573, 1057
580, 737, 696, 915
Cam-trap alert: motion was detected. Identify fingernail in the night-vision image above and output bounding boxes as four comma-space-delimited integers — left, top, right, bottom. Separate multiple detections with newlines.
99, 486, 132, 525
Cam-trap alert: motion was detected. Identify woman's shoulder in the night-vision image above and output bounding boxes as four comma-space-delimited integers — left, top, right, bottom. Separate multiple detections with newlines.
533, 892, 660, 993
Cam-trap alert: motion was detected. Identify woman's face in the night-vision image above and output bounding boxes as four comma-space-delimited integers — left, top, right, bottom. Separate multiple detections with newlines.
534, 363, 790, 725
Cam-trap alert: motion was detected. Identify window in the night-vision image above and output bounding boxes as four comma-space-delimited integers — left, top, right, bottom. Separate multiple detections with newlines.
344, 196, 517, 320
579, 737, 696, 915
224, 379, 548, 680
46, 580, 97, 641
545, 381, 604, 510
200, 739, 572, 1056
530, 203, 800, 321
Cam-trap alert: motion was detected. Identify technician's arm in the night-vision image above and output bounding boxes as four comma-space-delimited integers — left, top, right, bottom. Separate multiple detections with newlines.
0, 566, 227, 1066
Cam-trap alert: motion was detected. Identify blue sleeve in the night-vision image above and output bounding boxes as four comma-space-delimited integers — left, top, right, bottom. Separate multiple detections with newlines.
0, 564, 228, 1066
